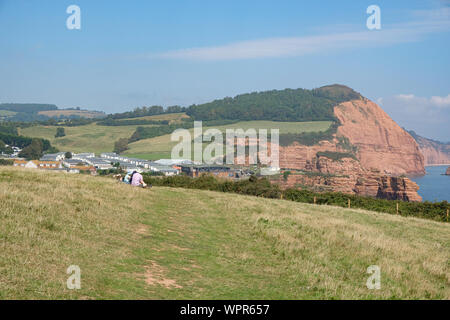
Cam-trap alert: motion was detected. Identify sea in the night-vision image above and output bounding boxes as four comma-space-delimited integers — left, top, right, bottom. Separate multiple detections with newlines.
410, 165, 450, 202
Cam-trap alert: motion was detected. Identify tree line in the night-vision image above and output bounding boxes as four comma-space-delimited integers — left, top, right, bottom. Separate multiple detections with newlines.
142, 174, 449, 223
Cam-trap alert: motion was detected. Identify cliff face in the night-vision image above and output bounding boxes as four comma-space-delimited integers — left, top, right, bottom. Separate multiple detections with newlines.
275, 97, 425, 201
279, 99, 425, 175
409, 133, 450, 166
273, 156, 421, 202
446, 167, 450, 175
334, 99, 425, 175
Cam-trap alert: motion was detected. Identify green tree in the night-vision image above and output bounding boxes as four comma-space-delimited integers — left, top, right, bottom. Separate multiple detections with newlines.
55, 127, 66, 138
0, 140, 13, 154
19, 139, 44, 160
113, 138, 129, 154
65, 152, 72, 159
283, 171, 291, 181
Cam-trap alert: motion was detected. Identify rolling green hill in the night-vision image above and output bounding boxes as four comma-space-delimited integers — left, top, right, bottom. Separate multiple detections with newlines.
186, 84, 361, 121
0, 103, 105, 122
19, 123, 152, 154
124, 120, 332, 159
18, 113, 191, 154
0, 167, 448, 299
20, 117, 332, 157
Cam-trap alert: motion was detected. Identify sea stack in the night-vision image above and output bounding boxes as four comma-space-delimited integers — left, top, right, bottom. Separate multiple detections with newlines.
446, 166, 450, 175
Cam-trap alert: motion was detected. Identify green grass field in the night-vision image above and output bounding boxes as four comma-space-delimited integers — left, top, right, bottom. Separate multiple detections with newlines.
37, 110, 105, 119
120, 112, 189, 123
19, 117, 331, 157
0, 110, 17, 117
19, 123, 153, 154
125, 120, 332, 159
0, 167, 448, 299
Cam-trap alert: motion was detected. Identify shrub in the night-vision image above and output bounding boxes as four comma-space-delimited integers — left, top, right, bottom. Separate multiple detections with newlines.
316, 151, 357, 161
141, 174, 449, 222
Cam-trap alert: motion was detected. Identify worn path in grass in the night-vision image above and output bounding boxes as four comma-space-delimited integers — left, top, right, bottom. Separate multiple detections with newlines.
0, 167, 448, 299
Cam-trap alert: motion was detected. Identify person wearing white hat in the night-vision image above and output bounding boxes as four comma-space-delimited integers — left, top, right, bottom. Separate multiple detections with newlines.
123, 170, 133, 184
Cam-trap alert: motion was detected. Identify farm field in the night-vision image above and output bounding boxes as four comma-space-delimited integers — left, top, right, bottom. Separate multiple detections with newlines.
125, 120, 332, 159
0, 110, 17, 117
0, 167, 448, 299
37, 109, 105, 119
19, 123, 155, 154
19, 119, 331, 156
120, 112, 190, 123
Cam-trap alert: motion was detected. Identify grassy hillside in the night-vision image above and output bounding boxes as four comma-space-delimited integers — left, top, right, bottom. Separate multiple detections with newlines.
18, 113, 189, 154
38, 110, 105, 119
19, 119, 331, 157
19, 123, 152, 154
125, 120, 332, 160
0, 167, 448, 299
120, 112, 189, 123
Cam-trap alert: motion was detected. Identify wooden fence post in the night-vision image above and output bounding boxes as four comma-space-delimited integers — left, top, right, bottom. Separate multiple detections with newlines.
348, 199, 351, 208
396, 202, 399, 215
280, 193, 283, 200
314, 196, 316, 205
447, 208, 449, 222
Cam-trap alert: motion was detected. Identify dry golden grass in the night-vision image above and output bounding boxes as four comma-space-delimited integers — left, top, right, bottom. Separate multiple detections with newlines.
0, 166, 448, 299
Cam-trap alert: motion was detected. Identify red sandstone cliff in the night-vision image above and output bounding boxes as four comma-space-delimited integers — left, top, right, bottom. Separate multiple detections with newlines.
279, 99, 425, 176
274, 155, 421, 202
275, 97, 425, 201
409, 133, 450, 166
334, 99, 425, 175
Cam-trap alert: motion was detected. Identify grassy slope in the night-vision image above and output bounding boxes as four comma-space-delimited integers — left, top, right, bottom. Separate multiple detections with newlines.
18, 113, 188, 154
0, 110, 17, 117
37, 110, 105, 119
120, 113, 190, 123
125, 120, 332, 160
19, 117, 331, 157
0, 167, 448, 299
19, 123, 155, 154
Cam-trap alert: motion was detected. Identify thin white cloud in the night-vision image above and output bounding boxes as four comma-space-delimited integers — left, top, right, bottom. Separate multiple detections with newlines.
395, 94, 450, 108
382, 93, 450, 141
396, 94, 417, 101
430, 94, 450, 107
153, 7, 450, 61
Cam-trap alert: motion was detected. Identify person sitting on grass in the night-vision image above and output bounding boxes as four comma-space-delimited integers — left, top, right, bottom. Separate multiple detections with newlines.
130, 170, 147, 188
123, 170, 133, 184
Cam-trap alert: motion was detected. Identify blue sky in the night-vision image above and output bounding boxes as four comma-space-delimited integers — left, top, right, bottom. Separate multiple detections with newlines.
0, 0, 449, 140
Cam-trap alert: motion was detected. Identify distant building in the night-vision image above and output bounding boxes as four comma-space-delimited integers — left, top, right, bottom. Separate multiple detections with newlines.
62, 159, 88, 168
13, 160, 28, 167
155, 159, 194, 166
40, 152, 66, 161
14, 160, 62, 169
100, 153, 119, 160
72, 153, 95, 160
150, 164, 179, 176
84, 157, 113, 170
260, 167, 280, 176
